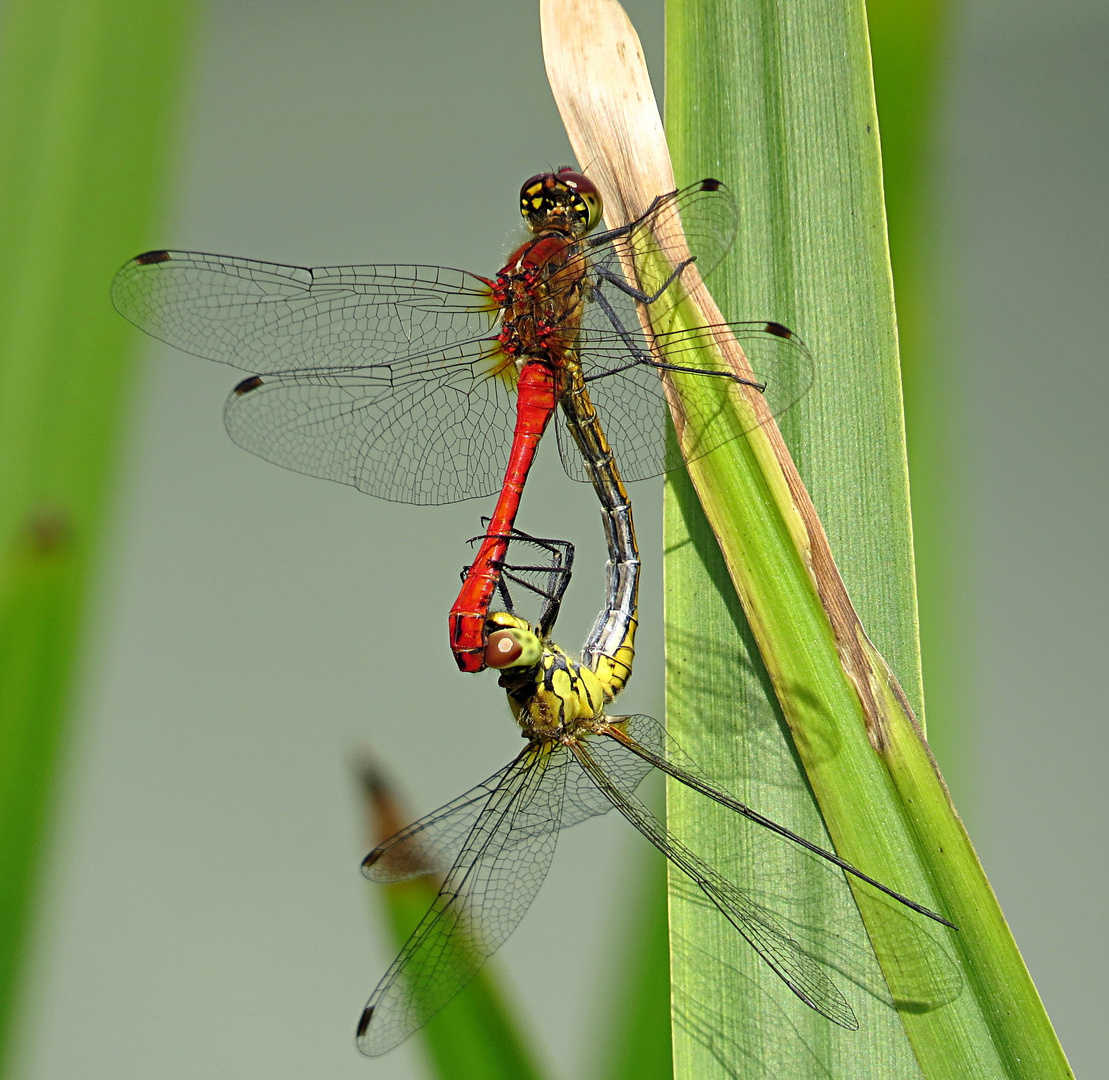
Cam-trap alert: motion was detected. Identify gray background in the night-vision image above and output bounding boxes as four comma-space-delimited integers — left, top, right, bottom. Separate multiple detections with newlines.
9, 1, 1107, 1077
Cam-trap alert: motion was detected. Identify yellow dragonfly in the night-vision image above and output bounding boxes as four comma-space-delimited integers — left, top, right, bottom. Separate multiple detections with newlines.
356, 536, 954, 1056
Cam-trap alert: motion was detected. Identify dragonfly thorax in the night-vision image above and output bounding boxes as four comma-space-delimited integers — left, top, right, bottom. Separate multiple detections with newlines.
488, 616, 606, 739
493, 235, 588, 367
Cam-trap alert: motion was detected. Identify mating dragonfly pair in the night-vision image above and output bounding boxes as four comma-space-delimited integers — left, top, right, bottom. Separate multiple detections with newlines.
357, 526, 953, 1053
112, 169, 952, 1056
111, 171, 810, 672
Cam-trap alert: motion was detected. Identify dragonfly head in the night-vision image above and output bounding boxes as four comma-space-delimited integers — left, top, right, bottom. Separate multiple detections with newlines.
487, 614, 607, 737
519, 168, 602, 238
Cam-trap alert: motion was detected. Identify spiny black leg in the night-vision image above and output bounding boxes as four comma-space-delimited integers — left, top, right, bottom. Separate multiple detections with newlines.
584, 348, 766, 393
594, 257, 695, 305
459, 521, 576, 634
587, 283, 655, 361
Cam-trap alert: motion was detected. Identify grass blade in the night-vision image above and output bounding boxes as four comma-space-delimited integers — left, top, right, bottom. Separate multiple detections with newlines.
0, 1, 196, 1069
598, 849, 672, 1080
542, 0, 1074, 1075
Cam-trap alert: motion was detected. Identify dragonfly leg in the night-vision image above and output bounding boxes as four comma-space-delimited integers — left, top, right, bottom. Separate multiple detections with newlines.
586, 285, 655, 363
594, 260, 695, 306
582, 341, 766, 392
632, 355, 766, 391
461, 524, 576, 638
584, 285, 763, 391
466, 520, 576, 562
586, 283, 789, 398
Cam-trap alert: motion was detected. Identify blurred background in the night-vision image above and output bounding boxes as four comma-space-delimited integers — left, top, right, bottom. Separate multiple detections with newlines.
0, 0, 1104, 1077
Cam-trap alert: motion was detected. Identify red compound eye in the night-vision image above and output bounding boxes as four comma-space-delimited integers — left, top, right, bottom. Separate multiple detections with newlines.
485, 630, 523, 669
555, 168, 598, 198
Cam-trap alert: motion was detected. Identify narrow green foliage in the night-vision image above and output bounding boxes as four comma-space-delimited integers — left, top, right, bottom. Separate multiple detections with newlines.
0, 1, 196, 1069
600, 850, 672, 1080
663, 0, 1072, 1077
664, 465, 926, 1077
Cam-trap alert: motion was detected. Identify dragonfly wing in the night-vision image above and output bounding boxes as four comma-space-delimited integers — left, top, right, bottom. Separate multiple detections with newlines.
616, 714, 709, 777
362, 758, 522, 883
114, 251, 517, 504
555, 730, 654, 829
569, 735, 859, 1030
363, 737, 631, 892
557, 320, 814, 484
221, 340, 516, 504
358, 742, 571, 1056
112, 252, 497, 373
586, 179, 739, 299
604, 718, 954, 927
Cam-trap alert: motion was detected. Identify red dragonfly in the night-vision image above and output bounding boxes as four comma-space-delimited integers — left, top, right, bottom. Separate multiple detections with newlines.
112, 170, 811, 670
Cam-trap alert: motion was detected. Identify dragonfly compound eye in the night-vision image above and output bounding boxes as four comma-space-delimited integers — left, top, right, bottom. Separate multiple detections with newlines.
484, 628, 542, 670
519, 169, 603, 236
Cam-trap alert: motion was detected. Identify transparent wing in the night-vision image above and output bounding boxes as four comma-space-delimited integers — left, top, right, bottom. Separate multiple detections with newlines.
111, 252, 497, 373
552, 181, 813, 484
606, 716, 954, 927
362, 759, 521, 883
221, 344, 516, 504
361, 732, 651, 890
568, 731, 859, 1030
559, 729, 654, 825
114, 252, 516, 505
110, 187, 804, 503
556, 320, 813, 484
357, 742, 571, 1056
616, 713, 709, 775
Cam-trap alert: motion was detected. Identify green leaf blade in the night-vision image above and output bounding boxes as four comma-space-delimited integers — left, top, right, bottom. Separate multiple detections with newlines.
664, 0, 1073, 1076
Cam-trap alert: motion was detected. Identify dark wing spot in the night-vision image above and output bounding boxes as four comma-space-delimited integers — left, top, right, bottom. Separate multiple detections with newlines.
700, 178, 723, 192
356, 1007, 373, 1038
233, 375, 264, 395
763, 321, 793, 339
135, 250, 171, 265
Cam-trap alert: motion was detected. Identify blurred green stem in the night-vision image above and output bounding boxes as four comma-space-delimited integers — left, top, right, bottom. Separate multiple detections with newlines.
0, 1, 196, 1070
